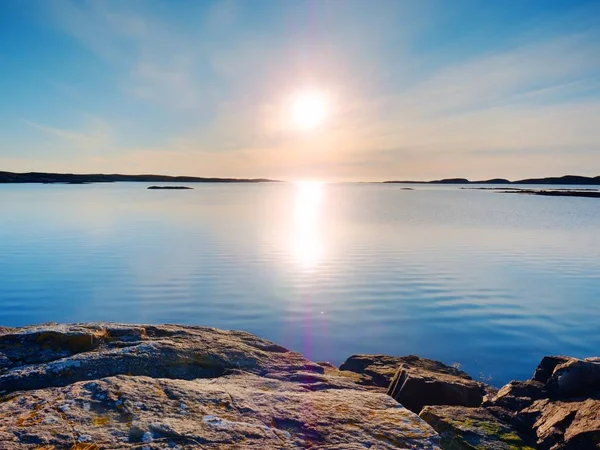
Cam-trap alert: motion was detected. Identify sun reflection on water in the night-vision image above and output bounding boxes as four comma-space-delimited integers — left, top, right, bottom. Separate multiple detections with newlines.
292, 181, 325, 268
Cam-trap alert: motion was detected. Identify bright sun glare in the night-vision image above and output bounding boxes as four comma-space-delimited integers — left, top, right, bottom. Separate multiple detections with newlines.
290, 90, 330, 131
292, 181, 325, 268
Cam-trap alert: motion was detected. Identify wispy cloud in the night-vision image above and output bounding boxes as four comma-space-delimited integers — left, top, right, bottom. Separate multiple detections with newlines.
6, 0, 599, 180
44, 0, 205, 109
25, 118, 114, 151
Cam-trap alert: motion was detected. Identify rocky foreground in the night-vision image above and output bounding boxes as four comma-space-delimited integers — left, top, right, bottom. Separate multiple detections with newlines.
0, 324, 598, 449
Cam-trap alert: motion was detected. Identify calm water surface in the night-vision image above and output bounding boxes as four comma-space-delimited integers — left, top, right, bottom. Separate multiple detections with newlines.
1, 182, 599, 386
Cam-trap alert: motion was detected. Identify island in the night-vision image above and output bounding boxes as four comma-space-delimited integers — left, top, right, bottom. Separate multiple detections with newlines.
498, 189, 600, 198
147, 186, 194, 190
2, 171, 600, 186
384, 175, 600, 185
0, 323, 597, 449
0, 171, 278, 184
461, 187, 600, 198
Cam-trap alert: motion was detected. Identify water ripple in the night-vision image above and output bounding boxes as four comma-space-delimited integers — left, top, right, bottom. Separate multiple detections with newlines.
1, 182, 599, 385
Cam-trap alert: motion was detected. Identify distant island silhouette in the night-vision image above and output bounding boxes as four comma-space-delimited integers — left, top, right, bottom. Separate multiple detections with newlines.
148, 185, 194, 190
1, 171, 599, 185
384, 175, 600, 185
501, 189, 600, 198
0, 171, 278, 184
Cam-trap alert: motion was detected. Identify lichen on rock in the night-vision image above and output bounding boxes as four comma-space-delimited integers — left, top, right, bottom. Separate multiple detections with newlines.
420, 405, 535, 450
0, 323, 441, 449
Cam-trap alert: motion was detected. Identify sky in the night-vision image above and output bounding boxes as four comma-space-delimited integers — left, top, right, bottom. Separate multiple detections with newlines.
1, 0, 599, 181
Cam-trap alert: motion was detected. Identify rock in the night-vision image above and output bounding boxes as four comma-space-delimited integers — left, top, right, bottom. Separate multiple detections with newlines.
0, 324, 441, 449
0, 323, 328, 393
339, 354, 411, 387
486, 355, 600, 450
483, 380, 546, 412
388, 366, 488, 414
340, 354, 474, 387
533, 356, 574, 384
0, 373, 442, 449
420, 405, 535, 449
516, 356, 600, 449
340, 354, 488, 413
521, 398, 600, 449
546, 358, 600, 398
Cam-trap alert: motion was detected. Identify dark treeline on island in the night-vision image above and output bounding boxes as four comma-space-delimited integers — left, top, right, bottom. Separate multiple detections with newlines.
0, 171, 278, 184
3, 171, 600, 185
384, 174, 600, 185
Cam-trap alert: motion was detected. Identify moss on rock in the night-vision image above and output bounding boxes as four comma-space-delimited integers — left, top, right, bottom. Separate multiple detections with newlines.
420, 405, 534, 450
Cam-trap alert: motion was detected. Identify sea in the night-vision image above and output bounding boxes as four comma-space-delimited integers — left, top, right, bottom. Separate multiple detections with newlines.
1, 181, 599, 386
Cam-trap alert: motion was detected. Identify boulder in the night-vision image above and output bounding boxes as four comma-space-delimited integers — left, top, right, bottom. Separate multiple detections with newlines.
483, 380, 546, 412
546, 358, 600, 398
520, 398, 600, 450
519, 356, 600, 449
0, 323, 441, 449
339, 354, 411, 387
484, 355, 600, 450
388, 366, 488, 414
339, 354, 488, 413
339, 354, 474, 388
533, 356, 574, 384
420, 405, 534, 450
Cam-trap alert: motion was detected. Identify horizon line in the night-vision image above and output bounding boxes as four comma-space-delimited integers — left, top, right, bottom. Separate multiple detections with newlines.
1, 170, 600, 185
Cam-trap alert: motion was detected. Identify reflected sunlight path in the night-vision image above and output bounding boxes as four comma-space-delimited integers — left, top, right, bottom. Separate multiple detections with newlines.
289, 181, 329, 364
291, 181, 325, 269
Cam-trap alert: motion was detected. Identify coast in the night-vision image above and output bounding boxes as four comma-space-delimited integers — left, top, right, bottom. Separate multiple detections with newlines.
0, 172, 277, 184
0, 323, 598, 449
1, 171, 599, 186
383, 175, 600, 185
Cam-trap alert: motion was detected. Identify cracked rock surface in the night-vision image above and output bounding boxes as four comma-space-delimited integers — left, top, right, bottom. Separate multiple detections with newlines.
0, 323, 441, 449
339, 354, 489, 413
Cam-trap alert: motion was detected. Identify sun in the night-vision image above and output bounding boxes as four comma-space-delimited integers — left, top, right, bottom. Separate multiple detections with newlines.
290, 90, 330, 131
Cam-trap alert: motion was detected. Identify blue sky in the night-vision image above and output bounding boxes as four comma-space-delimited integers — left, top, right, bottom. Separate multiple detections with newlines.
1, 0, 599, 180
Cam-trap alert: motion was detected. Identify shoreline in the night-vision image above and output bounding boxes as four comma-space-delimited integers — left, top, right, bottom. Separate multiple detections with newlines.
1, 323, 597, 449
462, 187, 600, 198
0, 171, 279, 184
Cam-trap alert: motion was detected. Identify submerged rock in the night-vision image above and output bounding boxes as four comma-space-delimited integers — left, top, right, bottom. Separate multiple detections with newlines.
0, 323, 441, 449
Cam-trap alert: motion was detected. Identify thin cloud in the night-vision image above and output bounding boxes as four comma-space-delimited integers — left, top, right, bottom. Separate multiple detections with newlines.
24, 119, 114, 151
7, 0, 600, 180
44, 0, 205, 110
